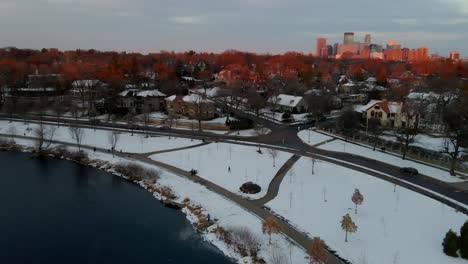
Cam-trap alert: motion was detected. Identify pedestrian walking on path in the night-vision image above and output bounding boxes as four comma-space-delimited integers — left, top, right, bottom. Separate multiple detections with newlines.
228, 166, 231, 173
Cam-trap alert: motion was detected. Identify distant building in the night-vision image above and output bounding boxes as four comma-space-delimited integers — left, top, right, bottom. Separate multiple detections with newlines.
408, 46, 428, 61
316, 38, 327, 58
364, 34, 371, 46
386, 40, 401, 50
448, 51, 460, 60
344, 32, 355, 45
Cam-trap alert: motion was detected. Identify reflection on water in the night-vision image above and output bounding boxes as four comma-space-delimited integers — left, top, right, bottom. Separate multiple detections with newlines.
0, 151, 233, 264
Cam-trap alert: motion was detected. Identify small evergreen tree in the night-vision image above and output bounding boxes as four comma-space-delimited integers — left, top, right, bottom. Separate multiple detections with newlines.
460, 221, 468, 259
442, 229, 460, 257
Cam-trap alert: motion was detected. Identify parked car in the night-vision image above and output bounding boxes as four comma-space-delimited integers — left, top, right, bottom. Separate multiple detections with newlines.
399, 167, 419, 175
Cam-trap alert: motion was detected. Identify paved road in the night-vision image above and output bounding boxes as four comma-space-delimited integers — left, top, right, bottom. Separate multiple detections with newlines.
252, 154, 301, 206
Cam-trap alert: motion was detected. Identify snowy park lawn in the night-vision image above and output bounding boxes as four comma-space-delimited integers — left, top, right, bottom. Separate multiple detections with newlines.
298, 130, 464, 183
0, 121, 201, 154
266, 158, 467, 264
379, 133, 467, 153
150, 142, 292, 199
156, 170, 308, 264
297, 129, 333, 146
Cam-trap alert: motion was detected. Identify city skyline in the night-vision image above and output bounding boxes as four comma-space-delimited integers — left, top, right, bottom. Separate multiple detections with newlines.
0, 0, 467, 56
313, 32, 459, 61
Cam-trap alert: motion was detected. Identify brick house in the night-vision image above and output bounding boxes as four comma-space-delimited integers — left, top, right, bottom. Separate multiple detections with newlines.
165, 94, 215, 120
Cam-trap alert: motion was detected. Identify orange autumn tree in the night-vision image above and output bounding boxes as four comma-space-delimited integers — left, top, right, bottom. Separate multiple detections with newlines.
306, 237, 328, 264
262, 216, 282, 244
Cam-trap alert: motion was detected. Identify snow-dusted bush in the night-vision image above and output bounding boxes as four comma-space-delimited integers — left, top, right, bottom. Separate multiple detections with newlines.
114, 162, 160, 182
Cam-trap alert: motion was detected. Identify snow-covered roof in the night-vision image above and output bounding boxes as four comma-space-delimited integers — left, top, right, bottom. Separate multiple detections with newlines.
190, 87, 223, 98
388, 102, 402, 113
357, 100, 383, 113
136, 89, 166, 97
17, 87, 56, 92
183, 93, 213, 103
72, 80, 102, 87
125, 83, 155, 89
268, 94, 304, 108
357, 100, 402, 114
165, 94, 212, 103
181, 76, 202, 82
407, 92, 439, 100
343, 82, 356, 87
120, 89, 166, 97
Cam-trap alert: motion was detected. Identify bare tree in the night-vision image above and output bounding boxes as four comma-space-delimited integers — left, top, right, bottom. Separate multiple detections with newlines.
351, 188, 364, 214
141, 104, 151, 132
442, 98, 468, 175
107, 130, 120, 157
228, 227, 260, 258
270, 245, 289, 264
394, 127, 418, 160
268, 149, 279, 167
367, 118, 382, 151
336, 107, 360, 142
254, 124, 269, 152
68, 126, 84, 151
34, 123, 57, 153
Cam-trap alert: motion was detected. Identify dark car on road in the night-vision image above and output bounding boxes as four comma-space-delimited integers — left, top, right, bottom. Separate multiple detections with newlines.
399, 167, 419, 175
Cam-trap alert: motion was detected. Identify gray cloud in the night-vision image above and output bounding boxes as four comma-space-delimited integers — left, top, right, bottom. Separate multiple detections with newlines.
0, 0, 466, 56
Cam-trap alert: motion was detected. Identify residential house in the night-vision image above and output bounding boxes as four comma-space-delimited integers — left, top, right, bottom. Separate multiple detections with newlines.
165, 94, 215, 120
10, 73, 63, 98
268, 94, 306, 113
119, 89, 167, 114
355, 100, 417, 128
71, 80, 107, 99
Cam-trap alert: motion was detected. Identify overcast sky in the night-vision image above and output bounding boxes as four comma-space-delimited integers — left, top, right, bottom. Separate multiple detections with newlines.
0, 0, 467, 56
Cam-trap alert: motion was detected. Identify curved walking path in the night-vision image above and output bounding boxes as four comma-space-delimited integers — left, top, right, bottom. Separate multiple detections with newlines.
143, 141, 211, 156
252, 154, 301, 205
0, 133, 345, 264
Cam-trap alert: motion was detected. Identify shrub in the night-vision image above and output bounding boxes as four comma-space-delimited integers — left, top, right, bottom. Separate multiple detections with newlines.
461, 221, 468, 259
114, 162, 160, 182
443, 229, 460, 257
240, 182, 261, 194
227, 227, 260, 258
158, 186, 177, 200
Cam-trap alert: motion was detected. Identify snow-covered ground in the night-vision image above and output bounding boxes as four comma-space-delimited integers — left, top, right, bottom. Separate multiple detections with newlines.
150, 142, 292, 199
380, 133, 465, 153
298, 130, 465, 183
0, 121, 201, 154
228, 128, 272, 137
297, 129, 332, 146
3, 136, 309, 264
267, 158, 467, 264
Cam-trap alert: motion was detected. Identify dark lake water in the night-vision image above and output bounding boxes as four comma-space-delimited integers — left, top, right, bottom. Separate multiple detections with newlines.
0, 151, 234, 264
